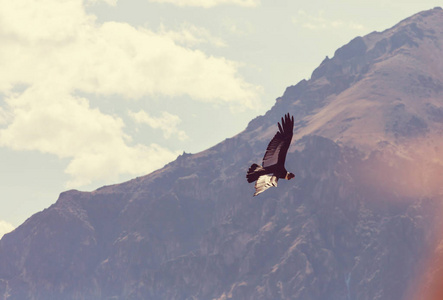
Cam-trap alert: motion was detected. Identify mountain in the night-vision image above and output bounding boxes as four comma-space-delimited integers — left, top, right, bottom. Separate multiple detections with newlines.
1, 7, 443, 300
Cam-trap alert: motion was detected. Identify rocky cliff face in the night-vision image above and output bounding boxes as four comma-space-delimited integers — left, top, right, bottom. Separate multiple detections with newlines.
1, 7, 443, 300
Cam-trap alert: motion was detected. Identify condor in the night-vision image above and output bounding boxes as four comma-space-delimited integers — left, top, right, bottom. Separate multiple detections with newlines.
246, 113, 295, 196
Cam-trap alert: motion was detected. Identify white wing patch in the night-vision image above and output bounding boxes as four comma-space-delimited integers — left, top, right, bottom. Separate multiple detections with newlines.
254, 175, 278, 196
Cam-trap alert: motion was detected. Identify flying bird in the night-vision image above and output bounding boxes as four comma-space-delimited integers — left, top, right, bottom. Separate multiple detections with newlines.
246, 113, 295, 196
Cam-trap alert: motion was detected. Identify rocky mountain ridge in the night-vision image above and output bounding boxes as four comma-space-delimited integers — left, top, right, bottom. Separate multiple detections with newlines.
1, 7, 443, 300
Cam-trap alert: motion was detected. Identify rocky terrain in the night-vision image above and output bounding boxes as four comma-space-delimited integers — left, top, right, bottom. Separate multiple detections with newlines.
1, 7, 443, 300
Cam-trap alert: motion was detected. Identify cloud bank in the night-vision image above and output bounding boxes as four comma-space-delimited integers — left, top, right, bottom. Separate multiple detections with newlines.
0, 220, 14, 239
129, 110, 188, 141
0, 0, 260, 187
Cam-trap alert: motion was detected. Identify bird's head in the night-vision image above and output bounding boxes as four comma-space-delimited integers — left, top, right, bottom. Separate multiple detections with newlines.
286, 172, 295, 180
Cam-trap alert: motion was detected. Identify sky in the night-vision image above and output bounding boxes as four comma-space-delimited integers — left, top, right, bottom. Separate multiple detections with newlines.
0, 0, 441, 237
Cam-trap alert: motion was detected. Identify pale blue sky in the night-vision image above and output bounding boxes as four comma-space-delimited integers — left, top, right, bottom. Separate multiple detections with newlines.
0, 0, 441, 236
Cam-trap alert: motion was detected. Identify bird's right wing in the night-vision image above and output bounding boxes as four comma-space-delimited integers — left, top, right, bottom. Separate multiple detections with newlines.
262, 113, 294, 168
254, 175, 278, 196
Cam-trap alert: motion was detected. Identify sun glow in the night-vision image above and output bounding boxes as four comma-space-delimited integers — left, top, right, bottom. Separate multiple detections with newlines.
353, 136, 443, 300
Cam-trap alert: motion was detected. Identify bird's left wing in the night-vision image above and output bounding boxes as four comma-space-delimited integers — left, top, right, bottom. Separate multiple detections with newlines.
262, 113, 294, 168
254, 175, 278, 196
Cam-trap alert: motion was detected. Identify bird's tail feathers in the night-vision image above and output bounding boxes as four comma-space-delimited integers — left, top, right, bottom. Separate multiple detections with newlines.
246, 163, 265, 183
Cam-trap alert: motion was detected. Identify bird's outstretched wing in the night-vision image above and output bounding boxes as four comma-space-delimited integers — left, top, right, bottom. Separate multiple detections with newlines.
254, 175, 278, 196
262, 113, 294, 168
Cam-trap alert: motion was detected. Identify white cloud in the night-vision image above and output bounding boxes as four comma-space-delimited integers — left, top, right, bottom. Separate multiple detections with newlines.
0, 220, 14, 239
0, 1, 259, 106
222, 18, 254, 36
147, 0, 260, 8
0, 0, 260, 187
159, 22, 227, 48
65, 143, 179, 187
293, 10, 366, 31
0, 86, 180, 187
129, 110, 188, 141
0, 106, 10, 125
86, 0, 118, 6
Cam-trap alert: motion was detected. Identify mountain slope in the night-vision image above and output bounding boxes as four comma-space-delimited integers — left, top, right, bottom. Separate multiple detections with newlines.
1, 7, 443, 300
278, 7, 443, 150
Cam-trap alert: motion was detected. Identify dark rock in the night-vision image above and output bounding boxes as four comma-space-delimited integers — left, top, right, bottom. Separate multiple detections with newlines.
385, 103, 429, 138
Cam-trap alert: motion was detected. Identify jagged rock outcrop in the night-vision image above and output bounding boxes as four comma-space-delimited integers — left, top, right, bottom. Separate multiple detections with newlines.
1, 7, 443, 300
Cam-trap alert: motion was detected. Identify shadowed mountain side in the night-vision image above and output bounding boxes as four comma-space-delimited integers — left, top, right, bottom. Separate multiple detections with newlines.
0, 136, 441, 299
1, 7, 443, 300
